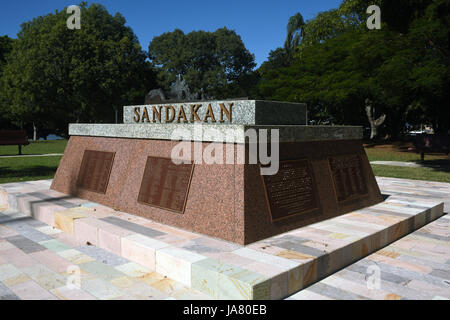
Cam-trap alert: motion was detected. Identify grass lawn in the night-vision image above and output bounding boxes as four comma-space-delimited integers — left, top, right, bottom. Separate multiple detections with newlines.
364, 141, 449, 163
364, 141, 450, 183
0, 139, 67, 184
0, 156, 62, 184
371, 164, 450, 183
0, 139, 68, 156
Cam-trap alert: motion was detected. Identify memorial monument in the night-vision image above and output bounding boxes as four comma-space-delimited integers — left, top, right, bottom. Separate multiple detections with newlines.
51, 100, 383, 244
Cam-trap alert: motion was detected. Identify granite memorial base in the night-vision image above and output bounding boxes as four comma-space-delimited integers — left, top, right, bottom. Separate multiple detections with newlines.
51, 100, 383, 245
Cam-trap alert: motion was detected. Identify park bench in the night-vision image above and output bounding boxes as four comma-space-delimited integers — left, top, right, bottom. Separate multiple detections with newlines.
413, 134, 450, 161
0, 130, 30, 155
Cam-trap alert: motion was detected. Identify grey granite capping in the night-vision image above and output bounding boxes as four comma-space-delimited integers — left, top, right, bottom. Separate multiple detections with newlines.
69, 124, 363, 143
123, 100, 307, 125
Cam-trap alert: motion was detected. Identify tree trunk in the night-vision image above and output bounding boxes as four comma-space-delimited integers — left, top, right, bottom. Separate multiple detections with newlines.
365, 99, 386, 140
33, 122, 37, 141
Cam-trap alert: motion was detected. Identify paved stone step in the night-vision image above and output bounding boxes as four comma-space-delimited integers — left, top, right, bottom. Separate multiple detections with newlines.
0, 179, 445, 300
286, 214, 450, 300
0, 209, 210, 300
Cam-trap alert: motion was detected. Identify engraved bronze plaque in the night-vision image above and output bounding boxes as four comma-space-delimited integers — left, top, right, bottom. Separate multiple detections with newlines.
329, 154, 368, 203
262, 159, 319, 222
77, 150, 115, 194
138, 157, 194, 213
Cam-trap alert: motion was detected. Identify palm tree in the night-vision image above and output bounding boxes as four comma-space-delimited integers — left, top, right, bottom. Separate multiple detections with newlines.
284, 12, 306, 56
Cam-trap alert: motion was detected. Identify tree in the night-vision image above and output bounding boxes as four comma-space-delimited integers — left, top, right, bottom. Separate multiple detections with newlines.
258, 0, 450, 137
300, 9, 351, 48
148, 28, 256, 99
404, 0, 450, 134
258, 27, 416, 138
258, 12, 305, 77
0, 3, 155, 137
0, 36, 15, 129
258, 48, 291, 77
0, 36, 13, 72
365, 98, 386, 139
284, 13, 305, 55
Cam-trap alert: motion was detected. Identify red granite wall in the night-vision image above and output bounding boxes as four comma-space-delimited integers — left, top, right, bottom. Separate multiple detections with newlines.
51, 136, 382, 244
242, 140, 383, 244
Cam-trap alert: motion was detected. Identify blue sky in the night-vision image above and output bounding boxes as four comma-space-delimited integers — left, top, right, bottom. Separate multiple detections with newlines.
0, 0, 342, 66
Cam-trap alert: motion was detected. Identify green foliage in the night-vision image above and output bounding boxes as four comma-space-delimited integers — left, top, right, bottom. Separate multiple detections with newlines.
300, 9, 352, 48
258, 48, 291, 78
0, 3, 155, 135
284, 13, 305, 54
405, 0, 450, 134
381, 0, 433, 34
0, 35, 15, 127
258, 0, 450, 137
0, 36, 14, 71
259, 12, 305, 78
148, 28, 256, 99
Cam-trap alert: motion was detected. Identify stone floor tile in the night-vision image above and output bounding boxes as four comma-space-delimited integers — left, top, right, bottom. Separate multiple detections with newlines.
20, 264, 67, 291
57, 249, 96, 265
51, 286, 97, 300
1, 249, 37, 268
9, 280, 57, 300
81, 278, 125, 300
79, 260, 125, 281
115, 262, 152, 278
0, 281, 21, 300
35, 225, 62, 236
29, 250, 74, 273
0, 264, 23, 281
5, 235, 46, 254
100, 216, 165, 238
38, 239, 72, 253
119, 281, 166, 300
77, 245, 129, 267
0, 225, 17, 238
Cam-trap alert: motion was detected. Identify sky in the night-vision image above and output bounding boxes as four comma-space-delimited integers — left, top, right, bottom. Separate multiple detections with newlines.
0, 0, 343, 67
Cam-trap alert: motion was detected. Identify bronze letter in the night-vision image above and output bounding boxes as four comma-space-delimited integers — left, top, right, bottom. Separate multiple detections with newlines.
190, 104, 202, 123
141, 107, 150, 123
165, 105, 175, 123
177, 105, 188, 123
133, 107, 141, 123
152, 106, 162, 123
203, 104, 216, 123
219, 103, 233, 123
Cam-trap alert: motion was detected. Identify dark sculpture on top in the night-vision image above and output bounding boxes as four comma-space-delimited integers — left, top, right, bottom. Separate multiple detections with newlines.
145, 75, 208, 104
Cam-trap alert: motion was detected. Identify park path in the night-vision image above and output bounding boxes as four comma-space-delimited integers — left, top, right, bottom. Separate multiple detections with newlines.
0, 154, 63, 159
370, 161, 449, 169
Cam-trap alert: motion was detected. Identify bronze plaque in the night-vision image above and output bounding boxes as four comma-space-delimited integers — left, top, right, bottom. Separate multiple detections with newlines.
329, 154, 368, 203
262, 159, 318, 222
138, 157, 194, 213
77, 150, 115, 194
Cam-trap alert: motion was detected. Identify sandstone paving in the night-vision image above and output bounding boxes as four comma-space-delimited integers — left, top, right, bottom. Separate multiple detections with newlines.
0, 177, 448, 300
